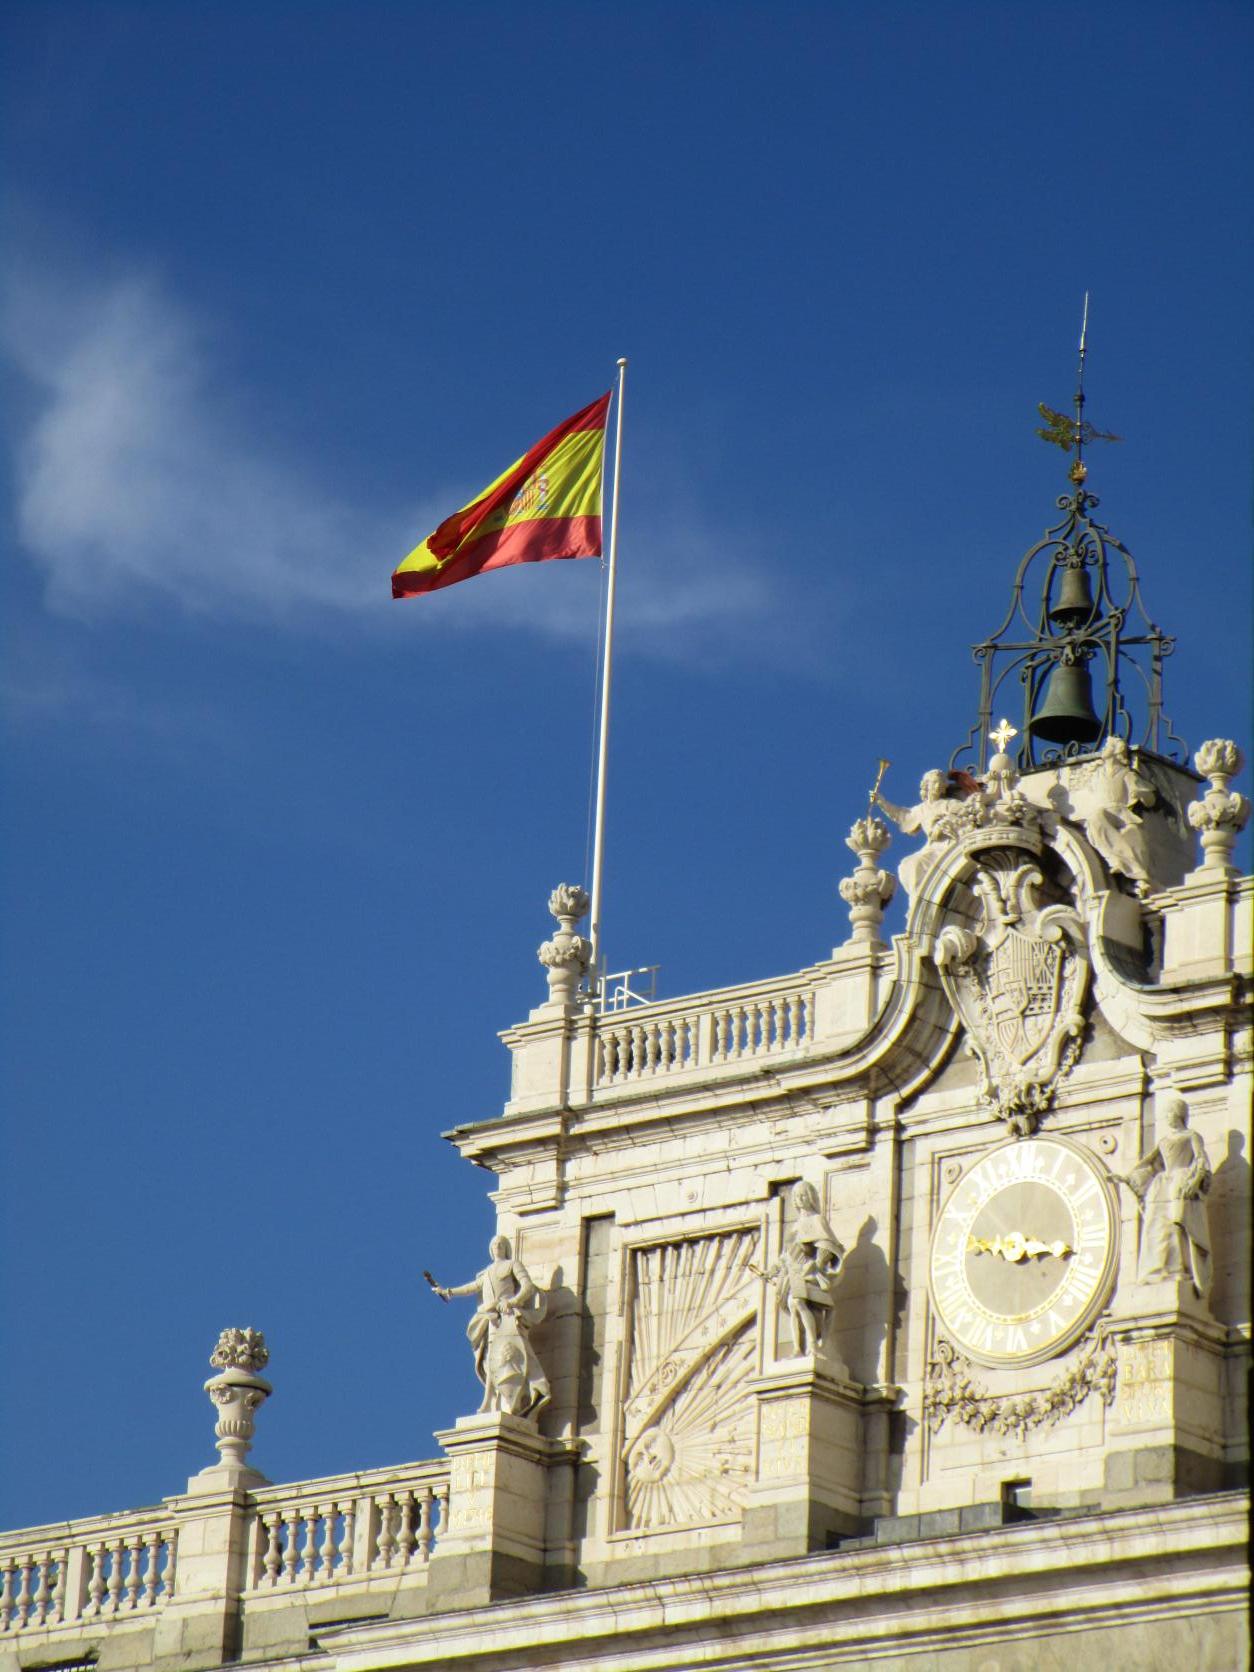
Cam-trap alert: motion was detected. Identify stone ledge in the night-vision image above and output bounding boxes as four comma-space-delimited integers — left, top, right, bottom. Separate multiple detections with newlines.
314, 1490, 1248, 1672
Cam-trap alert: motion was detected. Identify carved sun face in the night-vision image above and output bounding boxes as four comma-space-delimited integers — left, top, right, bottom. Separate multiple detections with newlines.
928, 1136, 1118, 1369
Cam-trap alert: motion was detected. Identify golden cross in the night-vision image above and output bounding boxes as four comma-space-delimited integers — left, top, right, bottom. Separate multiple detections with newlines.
989, 718, 1018, 754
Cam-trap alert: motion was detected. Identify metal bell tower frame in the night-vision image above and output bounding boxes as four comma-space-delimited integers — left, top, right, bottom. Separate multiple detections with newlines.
952, 301, 1186, 774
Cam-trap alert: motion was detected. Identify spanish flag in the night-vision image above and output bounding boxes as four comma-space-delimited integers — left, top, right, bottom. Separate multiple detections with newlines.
392, 392, 612, 598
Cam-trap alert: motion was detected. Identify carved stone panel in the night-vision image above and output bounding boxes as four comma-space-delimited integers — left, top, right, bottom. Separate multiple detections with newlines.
620, 1229, 760, 1531
935, 850, 1088, 1131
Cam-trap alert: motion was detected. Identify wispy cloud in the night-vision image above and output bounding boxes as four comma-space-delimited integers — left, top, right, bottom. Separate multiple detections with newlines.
2, 261, 801, 660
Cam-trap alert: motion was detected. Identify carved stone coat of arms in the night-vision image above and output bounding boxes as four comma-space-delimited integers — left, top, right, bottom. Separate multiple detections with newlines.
935, 854, 1087, 1132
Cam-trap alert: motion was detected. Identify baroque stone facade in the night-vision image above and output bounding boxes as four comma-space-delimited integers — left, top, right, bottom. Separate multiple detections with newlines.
2, 747, 1250, 1660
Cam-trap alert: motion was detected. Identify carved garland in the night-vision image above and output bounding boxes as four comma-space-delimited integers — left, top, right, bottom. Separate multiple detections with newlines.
923, 1329, 1116, 1439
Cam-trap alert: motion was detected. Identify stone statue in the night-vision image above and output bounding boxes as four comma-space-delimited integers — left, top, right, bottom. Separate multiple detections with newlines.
1075, 736, 1157, 893
430, 1235, 551, 1418
873, 770, 959, 896
1116, 1095, 1213, 1297
769, 1182, 845, 1356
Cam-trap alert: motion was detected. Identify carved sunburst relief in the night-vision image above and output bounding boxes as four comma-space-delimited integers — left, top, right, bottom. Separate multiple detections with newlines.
620, 1229, 760, 1531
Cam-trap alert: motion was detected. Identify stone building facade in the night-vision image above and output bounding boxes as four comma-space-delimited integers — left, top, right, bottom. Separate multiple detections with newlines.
2, 471, 1250, 1670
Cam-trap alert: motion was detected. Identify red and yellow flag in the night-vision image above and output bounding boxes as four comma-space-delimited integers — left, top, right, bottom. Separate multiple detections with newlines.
392, 392, 611, 598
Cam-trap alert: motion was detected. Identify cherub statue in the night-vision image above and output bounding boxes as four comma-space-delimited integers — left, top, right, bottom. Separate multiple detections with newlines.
1116, 1095, 1212, 1298
427, 1235, 551, 1418
1075, 736, 1157, 893
768, 1181, 845, 1356
873, 769, 962, 896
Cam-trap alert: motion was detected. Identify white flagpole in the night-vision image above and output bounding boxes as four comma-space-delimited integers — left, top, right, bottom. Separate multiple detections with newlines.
587, 356, 627, 994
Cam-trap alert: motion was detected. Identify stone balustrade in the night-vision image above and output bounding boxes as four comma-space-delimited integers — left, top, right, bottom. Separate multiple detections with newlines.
0, 1508, 177, 1635
593, 977, 815, 1088
0, 1459, 449, 1653
247, 1462, 449, 1592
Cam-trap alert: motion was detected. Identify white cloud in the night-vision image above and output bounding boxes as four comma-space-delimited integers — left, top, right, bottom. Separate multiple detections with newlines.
2, 262, 807, 660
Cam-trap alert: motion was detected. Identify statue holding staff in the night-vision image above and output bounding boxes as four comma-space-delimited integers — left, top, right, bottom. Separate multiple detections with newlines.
426, 1234, 551, 1418
873, 768, 960, 897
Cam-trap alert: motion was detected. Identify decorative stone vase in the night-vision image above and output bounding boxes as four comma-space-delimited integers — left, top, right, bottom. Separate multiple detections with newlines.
839, 817, 895, 945
537, 883, 592, 1005
202, 1328, 272, 1479
1188, 739, 1249, 872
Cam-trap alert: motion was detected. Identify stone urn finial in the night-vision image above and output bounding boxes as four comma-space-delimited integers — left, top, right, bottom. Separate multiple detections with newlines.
1187, 740, 1249, 873
201, 1328, 272, 1485
839, 817, 896, 946
537, 884, 592, 1006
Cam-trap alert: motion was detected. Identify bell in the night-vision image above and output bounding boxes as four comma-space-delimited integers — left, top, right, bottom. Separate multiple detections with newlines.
1029, 658, 1103, 747
1048, 562, 1095, 627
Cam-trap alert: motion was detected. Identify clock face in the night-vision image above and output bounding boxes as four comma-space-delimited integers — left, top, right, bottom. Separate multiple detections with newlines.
928, 1135, 1118, 1369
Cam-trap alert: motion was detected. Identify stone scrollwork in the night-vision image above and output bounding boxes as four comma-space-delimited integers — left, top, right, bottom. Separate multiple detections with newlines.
935, 858, 1087, 1134
923, 1329, 1116, 1439
620, 1230, 759, 1531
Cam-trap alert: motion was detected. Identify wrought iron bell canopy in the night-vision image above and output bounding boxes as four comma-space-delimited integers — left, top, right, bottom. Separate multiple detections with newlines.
952, 307, 1185, 773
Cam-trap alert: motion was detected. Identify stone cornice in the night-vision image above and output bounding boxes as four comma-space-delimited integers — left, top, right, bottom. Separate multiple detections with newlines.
316, 1491, 1248, 1672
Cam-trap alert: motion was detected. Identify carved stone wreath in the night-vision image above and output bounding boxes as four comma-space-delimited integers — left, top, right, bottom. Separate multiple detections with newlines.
923, 1330, 1116, 1439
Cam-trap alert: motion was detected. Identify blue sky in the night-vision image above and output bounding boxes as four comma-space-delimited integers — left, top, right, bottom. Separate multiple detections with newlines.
2, 1, 1250, 1529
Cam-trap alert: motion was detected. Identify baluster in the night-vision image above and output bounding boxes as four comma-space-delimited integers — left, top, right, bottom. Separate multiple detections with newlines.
16, 1557, 33, 1626
163, 1532, 177, 1601
712, 1010, 726, 1060
643, 1024, 658, 1073
375, 1495, 396, 1569
594, 1036, 607, 1083
87, 1541, 106, 1615
396, 1496, 416, 1567
262, 1513, 282, 1586
52, 1546, 70, 1624
107, 1538, 126, 1613
143, 1531, 162, 1606
434, 1481, 449, 1545
33, 1553, 52, 1626
300, 1510, 319, 1584
0, 1561, 14, 1629
415, 1489, 434, 1561
282, 1511, 301, 1586
125, 1534, 144, 1609
319, 1504, 338, 1579
340, 1501, 356, 1577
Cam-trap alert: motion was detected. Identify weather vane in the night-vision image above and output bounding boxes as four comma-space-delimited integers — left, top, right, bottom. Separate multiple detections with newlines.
1036, 292, 1121, 482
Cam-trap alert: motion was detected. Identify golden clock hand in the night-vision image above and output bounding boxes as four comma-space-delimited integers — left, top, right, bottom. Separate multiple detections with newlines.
966, 1233, 1074, 1261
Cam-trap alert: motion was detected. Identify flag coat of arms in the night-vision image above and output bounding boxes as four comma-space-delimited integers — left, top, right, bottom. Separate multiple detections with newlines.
393, 392, 612, 598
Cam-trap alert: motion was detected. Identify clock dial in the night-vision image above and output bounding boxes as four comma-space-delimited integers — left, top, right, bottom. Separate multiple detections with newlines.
928, 1136, 1118, 1369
